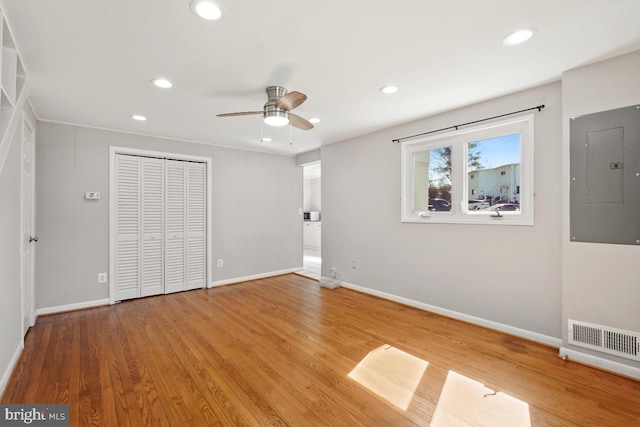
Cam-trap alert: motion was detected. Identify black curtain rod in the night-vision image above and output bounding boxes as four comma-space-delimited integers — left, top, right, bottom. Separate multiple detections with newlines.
392, 104, 545, 143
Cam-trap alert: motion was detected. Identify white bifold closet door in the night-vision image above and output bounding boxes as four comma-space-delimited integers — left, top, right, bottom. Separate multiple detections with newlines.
114, 154, 205, 302
141, 157, 165, 297
165, 159, 206, 293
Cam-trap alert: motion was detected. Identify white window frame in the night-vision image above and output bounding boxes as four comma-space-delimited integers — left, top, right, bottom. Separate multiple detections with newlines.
401, 114, 534, 225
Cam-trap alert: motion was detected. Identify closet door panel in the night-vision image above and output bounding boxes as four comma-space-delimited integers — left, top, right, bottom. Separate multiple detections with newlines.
140, 157, 164, 297
114, 155, 140, 301
113, 153, 207, 301
186, 162, 206, 290
165, 160, 186, 293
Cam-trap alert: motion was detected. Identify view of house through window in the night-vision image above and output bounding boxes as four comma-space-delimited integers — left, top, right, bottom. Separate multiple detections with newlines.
414, 136, 520, 213
401, 114, 534, 225
466, 134, 520, 212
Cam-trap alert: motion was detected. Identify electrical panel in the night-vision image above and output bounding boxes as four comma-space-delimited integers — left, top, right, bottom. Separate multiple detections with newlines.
570, 104, 640, 245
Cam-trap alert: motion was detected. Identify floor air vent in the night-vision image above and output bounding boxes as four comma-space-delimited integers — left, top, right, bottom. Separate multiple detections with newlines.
568, 319, 640, 361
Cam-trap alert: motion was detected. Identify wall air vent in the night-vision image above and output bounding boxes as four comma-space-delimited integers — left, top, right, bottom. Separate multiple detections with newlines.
568, 319, 640, 361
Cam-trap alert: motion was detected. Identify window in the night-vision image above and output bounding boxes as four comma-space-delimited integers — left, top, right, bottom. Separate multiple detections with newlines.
401, 114, 534, 225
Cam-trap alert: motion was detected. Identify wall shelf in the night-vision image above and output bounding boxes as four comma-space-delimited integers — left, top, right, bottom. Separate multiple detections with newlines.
0, 7, 28, 150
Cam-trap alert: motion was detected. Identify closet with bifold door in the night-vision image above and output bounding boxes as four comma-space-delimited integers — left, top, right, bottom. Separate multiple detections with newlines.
113, 153, 206, 302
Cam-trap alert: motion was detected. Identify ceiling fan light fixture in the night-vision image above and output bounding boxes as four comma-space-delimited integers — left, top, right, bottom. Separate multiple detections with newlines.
191, 0, 222, 21
264, 115, 289, 127
503, 28, 535, 46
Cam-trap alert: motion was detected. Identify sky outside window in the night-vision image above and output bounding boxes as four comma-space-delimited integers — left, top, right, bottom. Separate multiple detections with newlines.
470, 134, 520, 171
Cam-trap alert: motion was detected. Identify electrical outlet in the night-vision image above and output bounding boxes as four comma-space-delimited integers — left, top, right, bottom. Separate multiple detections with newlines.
330, 267, 337, 279
352, 261, 357, 269
98, 272, 107, 283
217, 259, 224, 268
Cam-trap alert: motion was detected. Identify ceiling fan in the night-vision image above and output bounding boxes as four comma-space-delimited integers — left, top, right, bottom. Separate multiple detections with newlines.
217, 86, 314, 130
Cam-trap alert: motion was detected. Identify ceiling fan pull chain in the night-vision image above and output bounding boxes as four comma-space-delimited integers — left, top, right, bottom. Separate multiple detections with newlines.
289, 121, 293, 145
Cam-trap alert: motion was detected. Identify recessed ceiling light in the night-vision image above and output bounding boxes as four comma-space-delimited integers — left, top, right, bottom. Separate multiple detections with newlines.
190, 0, 223, 20
261, 137, 272, 142
380, 85, 399, 94
151, 78, 172, 89
132, 115, 147, 121
309, 118, 320, 124
503, 28, 535, 46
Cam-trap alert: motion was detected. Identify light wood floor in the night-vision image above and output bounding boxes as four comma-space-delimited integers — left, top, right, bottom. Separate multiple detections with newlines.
2, 274, 639, 426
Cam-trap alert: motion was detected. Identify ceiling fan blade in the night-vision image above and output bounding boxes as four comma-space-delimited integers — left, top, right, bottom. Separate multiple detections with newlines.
290, 113, 314, 131
216, 111, 262, 117
275, 91, 307, 111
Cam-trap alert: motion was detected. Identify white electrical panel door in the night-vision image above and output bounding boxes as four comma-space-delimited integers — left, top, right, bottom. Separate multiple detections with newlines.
164, 160, 187, 294
114, 155, 141, 301
186, 162, 206, 290
140, 158, 165, 297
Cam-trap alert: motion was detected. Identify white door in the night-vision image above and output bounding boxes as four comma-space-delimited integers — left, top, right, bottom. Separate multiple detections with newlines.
164, 160, 187, 294
114, 154, 141, 301
21, 117, 36, 335
186, 162, 206, 290
140, 157, 164, 297
165, 160, 206, 293
113, 153, 207, 301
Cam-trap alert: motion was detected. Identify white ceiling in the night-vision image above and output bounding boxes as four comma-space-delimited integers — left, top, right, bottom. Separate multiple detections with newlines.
2, 0, 640, 155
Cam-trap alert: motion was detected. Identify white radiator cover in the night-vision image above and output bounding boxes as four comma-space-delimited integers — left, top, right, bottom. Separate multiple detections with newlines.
568, 319, 640, 362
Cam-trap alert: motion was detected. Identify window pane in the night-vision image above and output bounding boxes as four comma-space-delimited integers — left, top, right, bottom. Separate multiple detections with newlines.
467, 134, 520, 211
413, 146, 452, 212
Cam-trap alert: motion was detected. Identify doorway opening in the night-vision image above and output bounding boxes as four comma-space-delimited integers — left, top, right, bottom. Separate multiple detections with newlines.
300, 162, 321, 279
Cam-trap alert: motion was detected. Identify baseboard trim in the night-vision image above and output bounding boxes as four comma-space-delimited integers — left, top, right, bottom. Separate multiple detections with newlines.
36, 298, 110, 316
0, 339, 24, 398
341, 281, 562, 348
559, 347, 640, 380
210, 268, 302, 288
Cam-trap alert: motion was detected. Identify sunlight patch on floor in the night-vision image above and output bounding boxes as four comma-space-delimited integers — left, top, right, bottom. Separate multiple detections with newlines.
431, 370, 531, 427
348, 344, 428, 410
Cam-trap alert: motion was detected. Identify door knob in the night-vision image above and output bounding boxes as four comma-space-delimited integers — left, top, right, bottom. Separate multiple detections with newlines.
29, 236, 38, 243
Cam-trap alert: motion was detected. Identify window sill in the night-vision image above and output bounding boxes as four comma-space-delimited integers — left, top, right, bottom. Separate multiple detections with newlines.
401, 212, 533, 226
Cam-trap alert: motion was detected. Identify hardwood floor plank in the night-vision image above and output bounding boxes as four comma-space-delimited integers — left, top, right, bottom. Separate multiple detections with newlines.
2, 274, 639, 426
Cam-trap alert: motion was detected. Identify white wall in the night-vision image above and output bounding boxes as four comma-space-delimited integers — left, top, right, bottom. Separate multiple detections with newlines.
0, 123, 24, 393
295, 149, 321, 166
304, 178, 321, 212
562, 50, 640, 370
322, 82, 563, 340
35, 122, 303, 310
